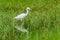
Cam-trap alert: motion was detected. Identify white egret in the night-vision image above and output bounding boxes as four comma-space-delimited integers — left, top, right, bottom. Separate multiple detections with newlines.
14, 7, 30, 21
14, 7, 30, 32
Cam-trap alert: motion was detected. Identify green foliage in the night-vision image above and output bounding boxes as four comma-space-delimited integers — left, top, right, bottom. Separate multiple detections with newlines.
0, 0, 60, 40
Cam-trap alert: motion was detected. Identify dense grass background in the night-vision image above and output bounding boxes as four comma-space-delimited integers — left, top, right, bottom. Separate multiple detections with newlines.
0, 0, 60, 40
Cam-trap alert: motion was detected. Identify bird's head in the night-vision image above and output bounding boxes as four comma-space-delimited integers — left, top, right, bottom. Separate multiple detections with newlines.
26, 7, 30, 10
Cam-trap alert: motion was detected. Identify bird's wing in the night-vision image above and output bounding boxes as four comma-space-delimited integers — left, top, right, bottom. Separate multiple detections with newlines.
14, 13, 25, 18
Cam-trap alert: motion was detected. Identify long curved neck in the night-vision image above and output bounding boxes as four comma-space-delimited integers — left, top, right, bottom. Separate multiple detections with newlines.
26, 9, 29, 15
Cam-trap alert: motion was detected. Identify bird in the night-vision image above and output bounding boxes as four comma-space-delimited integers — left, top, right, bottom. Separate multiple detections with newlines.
14, 7, 30, 21
14, 7, 30, 32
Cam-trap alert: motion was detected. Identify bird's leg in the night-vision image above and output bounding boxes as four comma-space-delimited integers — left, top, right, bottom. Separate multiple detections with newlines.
16, 21, 20, 28
21, 20, 24, 28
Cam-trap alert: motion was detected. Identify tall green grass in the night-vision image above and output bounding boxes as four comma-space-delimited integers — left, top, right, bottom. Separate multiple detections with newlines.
0, 0, 60, 40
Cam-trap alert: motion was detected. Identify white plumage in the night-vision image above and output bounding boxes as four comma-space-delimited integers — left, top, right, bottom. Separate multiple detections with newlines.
14, 13, 27, 20
14, 7, 30, 20
14, 7, 30, 32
